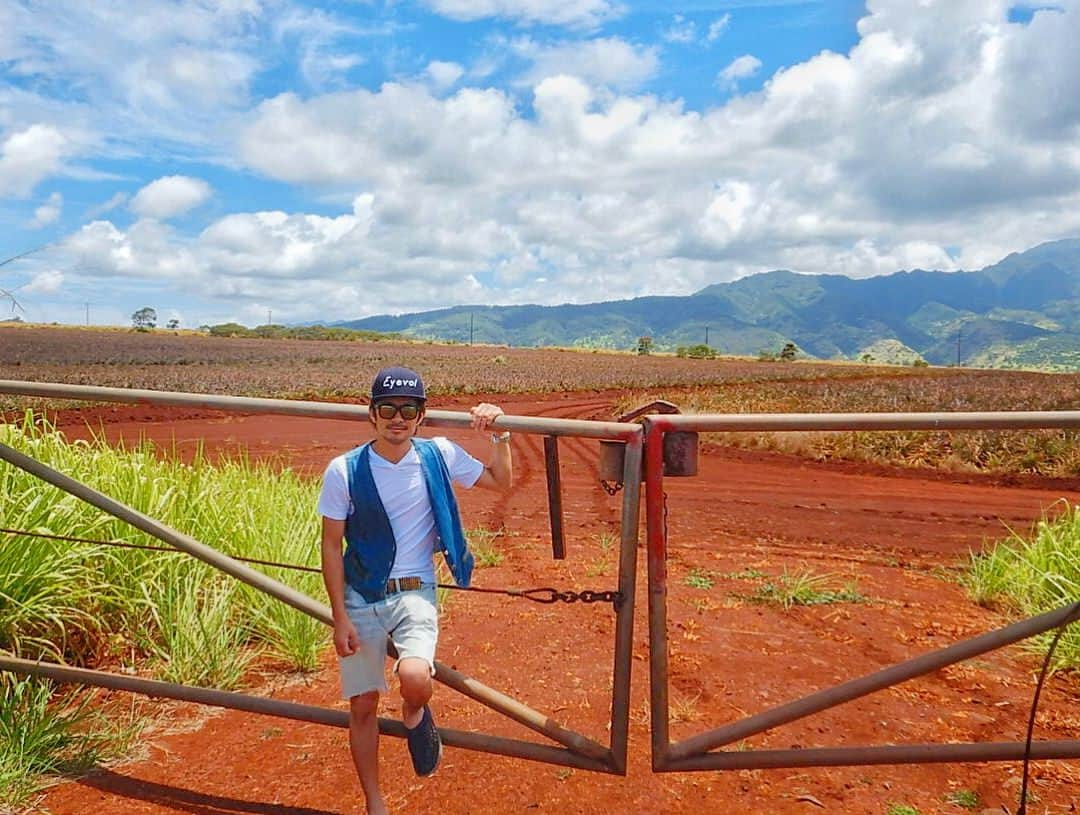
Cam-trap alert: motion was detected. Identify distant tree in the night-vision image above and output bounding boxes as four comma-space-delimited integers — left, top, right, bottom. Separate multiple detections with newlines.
208, 322, 247, 337
779, 341, 798, 361
685, 344, 716, 360
636, 336, 653, 355
166, 318, 180, 330
131, 307, 157, 331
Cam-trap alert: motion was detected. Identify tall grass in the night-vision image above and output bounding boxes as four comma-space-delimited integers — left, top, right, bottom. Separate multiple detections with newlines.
968, 502, 1080, 671
1, 416, 330, 804
0, 675, 129, 811
0, 415, 325, 676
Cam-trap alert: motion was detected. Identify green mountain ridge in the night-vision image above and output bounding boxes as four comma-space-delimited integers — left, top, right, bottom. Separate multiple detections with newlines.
333, 239, 1080, 370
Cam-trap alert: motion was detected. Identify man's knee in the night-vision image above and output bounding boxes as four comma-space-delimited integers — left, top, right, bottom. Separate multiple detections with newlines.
396, 657, 433, 699
349, 690, 380, 722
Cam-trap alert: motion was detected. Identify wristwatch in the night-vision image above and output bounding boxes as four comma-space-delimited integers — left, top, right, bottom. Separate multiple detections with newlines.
490, 431, 511, 444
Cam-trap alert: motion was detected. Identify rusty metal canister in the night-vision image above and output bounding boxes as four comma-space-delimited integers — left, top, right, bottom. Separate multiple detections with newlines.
599, 431, 698, 479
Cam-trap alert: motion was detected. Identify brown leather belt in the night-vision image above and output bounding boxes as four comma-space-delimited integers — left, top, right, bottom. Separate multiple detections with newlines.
385, 576, 424, 595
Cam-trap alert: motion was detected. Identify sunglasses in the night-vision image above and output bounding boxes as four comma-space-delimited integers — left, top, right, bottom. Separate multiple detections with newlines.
374, 402, 422, 421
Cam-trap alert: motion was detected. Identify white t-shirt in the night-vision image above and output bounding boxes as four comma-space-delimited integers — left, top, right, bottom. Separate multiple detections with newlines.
318, 437, 484, 582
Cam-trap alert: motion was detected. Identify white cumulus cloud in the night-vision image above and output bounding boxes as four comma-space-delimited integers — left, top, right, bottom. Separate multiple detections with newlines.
130, 176, 213, 220
718, 54, 762, 86
23, 269, 65, 295
31, 192, 63, 228
2, 2, 267, 154
663, 15, 697, 44
512, 36, 660, 90
426, 61, 466, 91
0, 124, 70, 196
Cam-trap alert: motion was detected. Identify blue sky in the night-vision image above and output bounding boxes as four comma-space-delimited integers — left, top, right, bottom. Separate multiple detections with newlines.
2, 0, 1078, 329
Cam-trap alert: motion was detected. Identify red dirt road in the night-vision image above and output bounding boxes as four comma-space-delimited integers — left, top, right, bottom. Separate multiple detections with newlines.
34, 393, 1080, 815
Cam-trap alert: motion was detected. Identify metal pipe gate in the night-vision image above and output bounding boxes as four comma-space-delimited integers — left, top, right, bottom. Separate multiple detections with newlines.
1, 379, 1078, 776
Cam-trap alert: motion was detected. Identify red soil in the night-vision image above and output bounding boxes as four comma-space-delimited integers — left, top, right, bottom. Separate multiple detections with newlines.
33, 392, 1080, 815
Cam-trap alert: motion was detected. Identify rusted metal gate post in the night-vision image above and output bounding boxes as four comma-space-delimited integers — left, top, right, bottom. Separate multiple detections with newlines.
544, 436, 566, 559
610, 432, 643, 773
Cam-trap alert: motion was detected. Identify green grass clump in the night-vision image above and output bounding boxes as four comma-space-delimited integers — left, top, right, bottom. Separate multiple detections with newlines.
967, 501, 1080, 671
943, 789, 981, 809
684, 568, 715, 590
750, 569, 864, 609
467, 528, 505, 568
0, 676, 123, 811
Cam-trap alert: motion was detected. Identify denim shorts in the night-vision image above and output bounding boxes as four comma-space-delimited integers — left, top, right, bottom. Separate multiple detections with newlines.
338, 583, 439, 700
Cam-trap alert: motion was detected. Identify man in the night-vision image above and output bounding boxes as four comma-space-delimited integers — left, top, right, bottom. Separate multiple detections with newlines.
318, 365, 512, 815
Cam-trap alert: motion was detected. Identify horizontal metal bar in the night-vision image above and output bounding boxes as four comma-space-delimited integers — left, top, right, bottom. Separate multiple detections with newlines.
654, 410, 1080, 432
0, 657, 614, 773
0, 380, 640, 440
668, 602, 1080, 761
663, 740, 1080, 771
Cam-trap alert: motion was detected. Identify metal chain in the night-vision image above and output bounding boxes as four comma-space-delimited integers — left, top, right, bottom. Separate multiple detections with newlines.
526, 587, 624, 607
600, 479, 623, 495
436, 584, 623, 611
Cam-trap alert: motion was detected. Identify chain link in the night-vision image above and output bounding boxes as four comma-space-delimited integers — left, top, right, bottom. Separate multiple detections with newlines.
520, 587, 624, 609
600, 479, 623, 496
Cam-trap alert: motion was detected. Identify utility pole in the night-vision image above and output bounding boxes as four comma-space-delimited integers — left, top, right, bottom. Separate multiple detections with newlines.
85, 303, 90, 326
268, 308, 272, 326
705, 325, 709, 346
956, 322, 962, 366
469, 312, 474, 345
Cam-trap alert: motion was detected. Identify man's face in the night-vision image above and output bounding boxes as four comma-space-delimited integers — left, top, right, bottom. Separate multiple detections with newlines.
370, 397, 425, 442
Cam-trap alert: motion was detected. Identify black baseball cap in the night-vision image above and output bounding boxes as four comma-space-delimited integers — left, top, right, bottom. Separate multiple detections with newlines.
371, 366, 426, 401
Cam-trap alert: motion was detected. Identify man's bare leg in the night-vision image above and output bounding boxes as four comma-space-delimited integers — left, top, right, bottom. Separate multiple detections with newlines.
398, 657, 433, 728
349, 691, 388, 815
